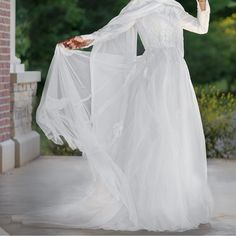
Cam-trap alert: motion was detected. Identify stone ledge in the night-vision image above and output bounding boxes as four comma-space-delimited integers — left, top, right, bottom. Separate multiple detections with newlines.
0, 139, 15, 174
13, 131, 40, 168
10, 71, 41, 84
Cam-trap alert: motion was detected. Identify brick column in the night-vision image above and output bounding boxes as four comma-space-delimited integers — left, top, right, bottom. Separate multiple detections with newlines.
0, 0, 10, 142
0, 0, 15, 173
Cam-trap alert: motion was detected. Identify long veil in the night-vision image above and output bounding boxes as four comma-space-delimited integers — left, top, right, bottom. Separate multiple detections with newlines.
11, 0, 186, 228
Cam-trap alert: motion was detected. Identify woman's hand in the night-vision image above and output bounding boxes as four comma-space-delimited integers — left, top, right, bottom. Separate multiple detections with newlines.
198, 0, 206, 11
59, 36, 94, 49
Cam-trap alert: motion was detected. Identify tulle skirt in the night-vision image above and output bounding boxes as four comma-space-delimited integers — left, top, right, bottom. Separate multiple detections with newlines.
6, 46, 213, 232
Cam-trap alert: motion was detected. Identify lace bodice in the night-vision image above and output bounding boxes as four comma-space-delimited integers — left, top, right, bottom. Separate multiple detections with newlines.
136, 1, 210, 56
136, 7, 182, 50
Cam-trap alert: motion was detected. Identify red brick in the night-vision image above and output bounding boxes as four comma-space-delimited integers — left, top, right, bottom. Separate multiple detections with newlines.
0, 53, 10, 60
0, 31, 9, 38
0, 2, 10, 10
0, 111, 10, 119
0, 76, 9, 82
0, 62, 9, 67
0, 69, 10, 75
0, 23, 10, 31
0, 0, 11, 141
0, 89, 10, 97
0, 96, 10, 104
0, 17, 10, 24
0, 62, 10, 68
0, 104, 10, 111
0, 9, 10, 17
0, 39, 9, 47
0, 126, 10, 133
0, 82, 9, 90
0, 47, 10, 54
0, 118, 10, 126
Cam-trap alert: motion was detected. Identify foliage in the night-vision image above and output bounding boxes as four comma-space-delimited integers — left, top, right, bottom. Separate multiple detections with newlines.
178, 0, 232, 14
185, 12, 236, 91
195, 85, 236, 158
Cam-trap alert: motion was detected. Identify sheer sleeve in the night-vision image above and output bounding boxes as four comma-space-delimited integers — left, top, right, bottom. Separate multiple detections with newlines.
178, 0, 210, 34
79, 20, 135, 48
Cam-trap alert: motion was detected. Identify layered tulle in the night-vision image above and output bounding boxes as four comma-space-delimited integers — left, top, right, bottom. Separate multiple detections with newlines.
7, 46, 214, 232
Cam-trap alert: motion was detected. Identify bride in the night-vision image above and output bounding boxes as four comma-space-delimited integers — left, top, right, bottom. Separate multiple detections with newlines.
11, 0, 214, 232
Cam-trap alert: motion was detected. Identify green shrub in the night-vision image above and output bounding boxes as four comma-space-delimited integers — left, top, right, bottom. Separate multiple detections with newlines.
195, 85, 236, 158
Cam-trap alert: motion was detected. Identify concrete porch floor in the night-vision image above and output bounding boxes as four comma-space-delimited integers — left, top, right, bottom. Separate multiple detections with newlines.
0, 156, 235, 235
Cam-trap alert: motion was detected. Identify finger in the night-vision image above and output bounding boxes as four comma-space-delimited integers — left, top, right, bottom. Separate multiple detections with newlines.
64, 43, 71, 49
84, 39, 93, 43
74, 41, 83, 48
74, 36, 84, 42
72, 42, 79, 49
71, 43, 77, 50
84, 39, 94, 46
71, 39, 79, 47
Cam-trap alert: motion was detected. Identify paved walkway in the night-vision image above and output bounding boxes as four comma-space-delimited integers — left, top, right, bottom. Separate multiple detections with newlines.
0, 156, 235, 235
0, 227, 8, 235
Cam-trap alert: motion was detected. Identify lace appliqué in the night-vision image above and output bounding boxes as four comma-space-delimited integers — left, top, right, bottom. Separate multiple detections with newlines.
111, 121, 124, 145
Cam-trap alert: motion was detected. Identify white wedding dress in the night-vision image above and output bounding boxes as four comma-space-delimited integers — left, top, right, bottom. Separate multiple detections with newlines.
6, 0, 214, 232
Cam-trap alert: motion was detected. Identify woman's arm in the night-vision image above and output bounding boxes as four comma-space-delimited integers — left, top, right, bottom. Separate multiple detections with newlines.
178, 0, 210, 34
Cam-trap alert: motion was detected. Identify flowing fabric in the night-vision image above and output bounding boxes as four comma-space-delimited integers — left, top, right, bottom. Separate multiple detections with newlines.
8, 0, 214, 232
